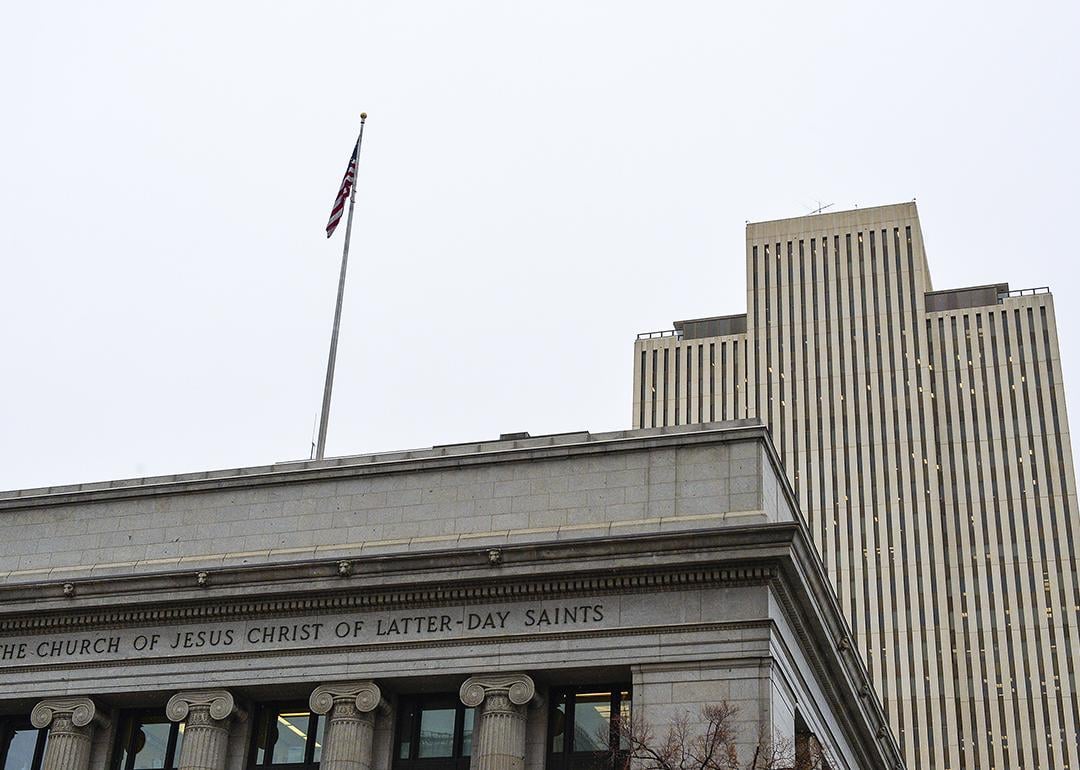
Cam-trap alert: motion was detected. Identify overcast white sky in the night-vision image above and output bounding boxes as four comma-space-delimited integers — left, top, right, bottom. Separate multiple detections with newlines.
1, 1, 1078, 491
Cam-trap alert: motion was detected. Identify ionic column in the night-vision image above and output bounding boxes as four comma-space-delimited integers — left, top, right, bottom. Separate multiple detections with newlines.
459, 674, 537, 770
166, 689, 246, 770
309, 681, 390, 770
31, 698, 110, 770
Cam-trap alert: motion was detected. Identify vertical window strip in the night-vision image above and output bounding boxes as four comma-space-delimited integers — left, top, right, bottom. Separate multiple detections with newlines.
984, 312, 1024, 769
835, 234, 852, 612
662, 348, 669, 428
639, 350, 646, 429
823, 235, 837, 578
696, 345, 703, 424
976, 313, 1015, 764
1014, 308, 1058, 760
799, 240, 812, 518
953, 315, 988, 759
854, 231, 875, 677
674, 345, 681, 426
1001, 310, 1044, 766
651, 350, 657, 428
937, 316, 968, 770
1037, 304, 1080, 749
1024, 306, 1069, 752
753, 245, 761, 420
740, 337, 747, 418
709, 343, 716, 422
687, 346, 693, 425
928, 316, 959, 766
765, 244, 773, 431
905, 226, 932, 765
880, 229, 908, 732
867, 230, 891, 716
811, 238, 827, 563
788, 240, 799, 503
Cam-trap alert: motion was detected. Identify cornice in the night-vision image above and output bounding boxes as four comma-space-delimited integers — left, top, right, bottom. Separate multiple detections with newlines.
0, 524, 799, 615
0, 424, 771, 511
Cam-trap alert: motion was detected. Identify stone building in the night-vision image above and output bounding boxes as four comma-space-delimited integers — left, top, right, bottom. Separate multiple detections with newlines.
632, 203, 1080, 769
0, 425, 901, 769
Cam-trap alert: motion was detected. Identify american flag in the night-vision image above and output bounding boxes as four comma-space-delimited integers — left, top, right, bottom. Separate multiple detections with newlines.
325, 139, 359, 238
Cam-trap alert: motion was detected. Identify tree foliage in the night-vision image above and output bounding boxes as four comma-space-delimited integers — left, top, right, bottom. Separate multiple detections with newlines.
610, 702, 832, 770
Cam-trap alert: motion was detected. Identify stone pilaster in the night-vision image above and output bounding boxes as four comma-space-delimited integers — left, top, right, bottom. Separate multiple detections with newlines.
460, 674, 537, 770
31, 698, 110, 770
166, 690, 245, 770
309, 681, 390, 770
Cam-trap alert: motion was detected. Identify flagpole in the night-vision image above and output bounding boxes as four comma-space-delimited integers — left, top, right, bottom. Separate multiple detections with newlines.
316, 112, 367, 460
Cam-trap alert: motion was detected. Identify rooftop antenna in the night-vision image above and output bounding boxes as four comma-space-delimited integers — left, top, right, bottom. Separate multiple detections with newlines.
808, 201, 834, 216
310, 413, 319, 460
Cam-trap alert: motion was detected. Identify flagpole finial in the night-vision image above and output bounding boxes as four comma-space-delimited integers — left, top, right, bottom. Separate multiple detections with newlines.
360, 112, 367, 120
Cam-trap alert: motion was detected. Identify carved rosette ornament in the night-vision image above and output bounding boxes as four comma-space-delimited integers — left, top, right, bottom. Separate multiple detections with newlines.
309, 682, 389, 770
166, 690, 245, 770
459, 674, 537, 770
31, 698, 110, 770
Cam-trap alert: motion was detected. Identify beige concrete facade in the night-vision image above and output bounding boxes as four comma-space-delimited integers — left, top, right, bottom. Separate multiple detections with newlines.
632, 202, 1080, 769
0, 426, 901, 770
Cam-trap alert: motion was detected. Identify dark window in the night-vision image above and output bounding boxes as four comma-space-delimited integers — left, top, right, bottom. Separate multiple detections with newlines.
394, 695, 474, 770
112, 712, 182, 770
0, 717, 47, 770
547, 687, 629, 770
248, 704, 323, 769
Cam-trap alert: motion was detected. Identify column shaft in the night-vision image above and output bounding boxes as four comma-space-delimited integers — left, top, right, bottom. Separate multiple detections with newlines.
321, 702, 377, 770
473, 693, 528, 770
30, 698, 108, 770
40, 715, 92, 770
310, 681, 388, 770
166, 690, 244, 770
460, 674, 537, 770
176, 709, 231, 770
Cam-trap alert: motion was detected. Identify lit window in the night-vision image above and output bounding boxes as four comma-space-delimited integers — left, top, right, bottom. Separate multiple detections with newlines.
248, 704, 323, 769
112, 712, 183, 770
548, 687, 630, 770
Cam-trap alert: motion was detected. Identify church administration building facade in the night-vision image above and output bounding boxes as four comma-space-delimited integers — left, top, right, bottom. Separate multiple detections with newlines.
0, 425, 901, 770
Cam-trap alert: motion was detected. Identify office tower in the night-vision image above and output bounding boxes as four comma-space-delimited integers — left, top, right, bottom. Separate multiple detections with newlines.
632, 202, 1080, 769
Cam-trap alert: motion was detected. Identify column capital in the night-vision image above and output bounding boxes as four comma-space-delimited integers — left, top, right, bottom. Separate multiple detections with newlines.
31, 698, 110, 730
166, 689, 246, 723
309, 681, 390, 716
459, 673, 536, 708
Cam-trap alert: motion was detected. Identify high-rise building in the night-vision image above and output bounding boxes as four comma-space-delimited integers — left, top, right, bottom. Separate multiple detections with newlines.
632, 202, 1080, 769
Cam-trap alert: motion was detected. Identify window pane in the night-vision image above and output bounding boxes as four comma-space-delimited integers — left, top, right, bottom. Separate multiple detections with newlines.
618, 692, 631, 750
460, 708, 475, 757
131, 720, 172, 769
312, 714, 324, 762
417, 708, 456, 758
550, 693, 567, 753
3, 729, 39, 770
173, 724, 184, 767
572, 693, 612, 753
397, 702, 416, 760
253, 711, 273, 765
272, 712, 311, 764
